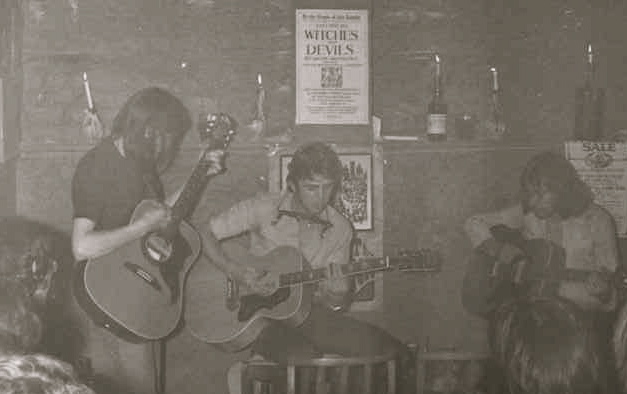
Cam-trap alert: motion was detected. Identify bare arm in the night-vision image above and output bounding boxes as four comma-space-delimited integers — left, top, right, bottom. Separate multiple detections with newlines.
558, 207, 620, 312
558, 281, 617, 312
592, 207, 620, 273
201, 229, 281, 296
201, 197, 275, 294
72, 201, 171, 261
200, 229, 248, 282
72, 217, 151, 261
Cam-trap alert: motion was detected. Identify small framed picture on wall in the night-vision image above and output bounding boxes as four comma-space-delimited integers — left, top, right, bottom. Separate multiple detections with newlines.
279, 152, 373, 231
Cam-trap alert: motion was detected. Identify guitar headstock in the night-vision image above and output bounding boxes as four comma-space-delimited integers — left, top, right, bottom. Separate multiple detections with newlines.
393, 249, 443, 273
198, 112, 237, 150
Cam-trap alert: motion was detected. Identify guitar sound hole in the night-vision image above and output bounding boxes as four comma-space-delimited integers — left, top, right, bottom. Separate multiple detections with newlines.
143, 233, 173, 264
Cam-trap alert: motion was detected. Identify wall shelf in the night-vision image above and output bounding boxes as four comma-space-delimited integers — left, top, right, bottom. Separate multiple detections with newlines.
19, 138, 560, 158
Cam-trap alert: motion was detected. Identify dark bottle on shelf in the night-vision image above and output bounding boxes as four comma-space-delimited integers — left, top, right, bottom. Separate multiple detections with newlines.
427, 54, 448, 141
574, 43, 604, 141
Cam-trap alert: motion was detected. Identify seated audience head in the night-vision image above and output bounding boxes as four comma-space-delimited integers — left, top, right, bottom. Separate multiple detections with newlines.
519, 151, 593, 220
110, 86, 192, 175
0, 353, 95, 394
285, 142, 343, 216
0, 279, 42, 354
0, 216, 72, 308
490, 297, 604, 394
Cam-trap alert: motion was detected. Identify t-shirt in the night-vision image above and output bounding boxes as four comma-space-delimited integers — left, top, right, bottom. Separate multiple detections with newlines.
209, 191, 353, 270
71, 137, 161, 231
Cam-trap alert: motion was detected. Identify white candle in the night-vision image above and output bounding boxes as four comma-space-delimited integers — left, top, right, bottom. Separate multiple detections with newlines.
257, 72, 263, 87
83, 72, 94, 110
587, 43, 593, 65
434, 54, 441, 80
490, 67, 499, 91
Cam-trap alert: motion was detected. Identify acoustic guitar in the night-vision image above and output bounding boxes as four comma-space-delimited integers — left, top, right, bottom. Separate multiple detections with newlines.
73, 113, 236, 342
461, 228, 623, 318
185, 243, 442, 352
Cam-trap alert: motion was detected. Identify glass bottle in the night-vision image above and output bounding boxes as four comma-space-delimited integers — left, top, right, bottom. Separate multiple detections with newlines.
426, 54, 448, 141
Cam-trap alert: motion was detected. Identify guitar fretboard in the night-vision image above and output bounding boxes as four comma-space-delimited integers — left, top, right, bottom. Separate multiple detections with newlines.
170, 159, 214, 223
278, 258, 389, 287
277, 254, 439, 288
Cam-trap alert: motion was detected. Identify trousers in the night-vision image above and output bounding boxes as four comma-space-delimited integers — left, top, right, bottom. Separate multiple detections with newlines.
250, 302, 413, 394
252, 303, 408, 363
70, 294, 163, 394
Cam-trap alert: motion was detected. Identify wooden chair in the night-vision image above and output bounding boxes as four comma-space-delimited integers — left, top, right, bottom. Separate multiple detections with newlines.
286, 353, 397, 394
242, 358, 286, 394
243, 352, 397, 394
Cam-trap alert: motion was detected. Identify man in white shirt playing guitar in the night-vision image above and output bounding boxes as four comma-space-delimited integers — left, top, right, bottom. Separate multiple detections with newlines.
199, 141, 412, 394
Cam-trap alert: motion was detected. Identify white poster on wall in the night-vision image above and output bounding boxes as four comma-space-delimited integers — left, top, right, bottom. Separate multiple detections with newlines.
565, 141, 627, 237
295, 9, 369, 125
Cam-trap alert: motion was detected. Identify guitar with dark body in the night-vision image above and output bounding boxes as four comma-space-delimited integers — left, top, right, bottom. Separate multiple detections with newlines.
73, 113, 236, 342
461, 225, 623, 318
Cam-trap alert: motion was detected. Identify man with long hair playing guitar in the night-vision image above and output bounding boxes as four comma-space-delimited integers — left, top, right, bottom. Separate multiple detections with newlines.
70, 87, 226, 394
462, 150, 622, 393
198, 141, 412, 394
462, 151, 620, 316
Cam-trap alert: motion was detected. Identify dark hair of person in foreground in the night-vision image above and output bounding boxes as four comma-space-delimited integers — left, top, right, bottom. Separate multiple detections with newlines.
490, 296, 606, 394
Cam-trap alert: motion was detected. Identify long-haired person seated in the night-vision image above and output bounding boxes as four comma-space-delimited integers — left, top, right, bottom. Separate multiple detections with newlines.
491, 296, 608, 394
463, 151, 620, 318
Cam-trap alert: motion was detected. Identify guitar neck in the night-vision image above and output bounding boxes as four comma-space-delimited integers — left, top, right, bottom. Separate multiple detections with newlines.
170, 160, 214, 224
277, 255, 437, 288
167, 113, 235, 232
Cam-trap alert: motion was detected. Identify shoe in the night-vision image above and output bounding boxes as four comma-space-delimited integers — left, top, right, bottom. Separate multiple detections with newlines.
227, 361, 244, 394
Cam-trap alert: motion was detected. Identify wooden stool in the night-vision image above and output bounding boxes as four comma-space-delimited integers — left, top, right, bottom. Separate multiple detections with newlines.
287, 353, 397, 394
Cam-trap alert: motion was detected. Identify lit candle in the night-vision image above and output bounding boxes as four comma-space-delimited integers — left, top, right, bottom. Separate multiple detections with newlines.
587, 43, 593, 65
490, 67, 499, 91
434, 54, 441, 93
434, 54, 441, 80
83, 72, 94, 111
255, 72, 266, 121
